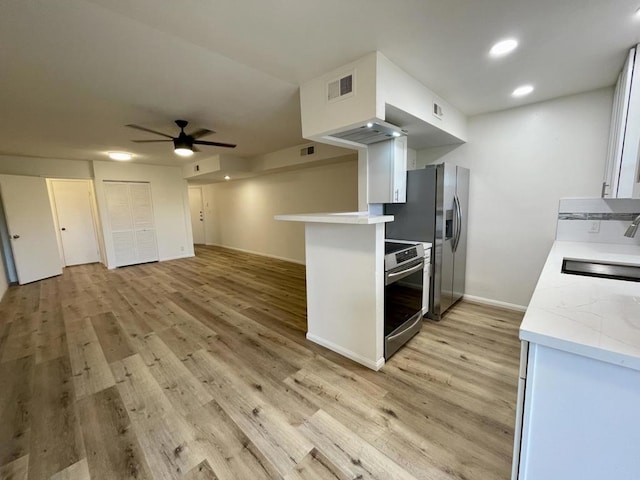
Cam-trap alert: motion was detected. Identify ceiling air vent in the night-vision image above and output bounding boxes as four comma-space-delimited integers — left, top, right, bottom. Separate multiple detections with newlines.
327, 73, 354, 103
433, 102, 444, 120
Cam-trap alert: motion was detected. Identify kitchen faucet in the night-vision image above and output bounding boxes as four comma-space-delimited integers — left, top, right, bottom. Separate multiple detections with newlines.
624, 214, 640, 238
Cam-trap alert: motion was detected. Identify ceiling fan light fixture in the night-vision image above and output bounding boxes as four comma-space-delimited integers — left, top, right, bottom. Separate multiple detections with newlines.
174, 147, 194, 157
108, 151, 133, 161
173, 137, 194, 157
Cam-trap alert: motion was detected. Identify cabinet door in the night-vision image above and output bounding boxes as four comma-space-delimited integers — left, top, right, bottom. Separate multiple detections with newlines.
621, 47, 640, 198
604, 46, 640, 198
602, 65, 629, 197
392, 136, 407, 203
367, 137, 407, 204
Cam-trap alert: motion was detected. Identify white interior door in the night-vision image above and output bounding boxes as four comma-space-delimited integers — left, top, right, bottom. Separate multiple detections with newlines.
129, 183, 158, 263
188, 187, 205, 244
51, 180, 101, 266
0, 175, 62, 284
104, 181, 158, 267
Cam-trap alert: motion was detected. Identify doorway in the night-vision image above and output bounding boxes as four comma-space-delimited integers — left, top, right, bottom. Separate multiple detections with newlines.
188, 186, 206, 245
49, 179, 102, 267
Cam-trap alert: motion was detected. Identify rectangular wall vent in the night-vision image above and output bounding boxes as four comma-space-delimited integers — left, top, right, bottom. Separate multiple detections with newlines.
433, 102, 444, 119
300, 145, 315, 156
328, 73, 354, 102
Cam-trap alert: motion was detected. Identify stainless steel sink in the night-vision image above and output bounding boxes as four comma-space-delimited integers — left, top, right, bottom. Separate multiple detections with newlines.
561, 258, 640, 282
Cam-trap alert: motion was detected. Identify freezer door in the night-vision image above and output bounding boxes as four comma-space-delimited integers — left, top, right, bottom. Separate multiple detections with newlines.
384, 168, 440, 315
439, 163, 457, 314
384, 168, 436, 242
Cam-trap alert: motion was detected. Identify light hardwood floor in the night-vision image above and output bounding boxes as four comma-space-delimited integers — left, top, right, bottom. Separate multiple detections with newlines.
0, 245, 522, 480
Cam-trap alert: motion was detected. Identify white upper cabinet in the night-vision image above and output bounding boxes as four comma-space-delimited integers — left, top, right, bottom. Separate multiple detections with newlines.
603, 45, 640, 198
368, 136, 407, 204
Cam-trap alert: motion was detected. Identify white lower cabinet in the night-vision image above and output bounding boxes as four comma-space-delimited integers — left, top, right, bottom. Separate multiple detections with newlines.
512, 342, 640, 479
104, 181, 159, 267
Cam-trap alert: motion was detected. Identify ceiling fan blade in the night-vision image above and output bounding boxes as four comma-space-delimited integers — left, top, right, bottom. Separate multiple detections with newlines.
131, 139, 173, 143
189, 128, 214, 139
193, 140, 237, 148
126, 124, 174, 139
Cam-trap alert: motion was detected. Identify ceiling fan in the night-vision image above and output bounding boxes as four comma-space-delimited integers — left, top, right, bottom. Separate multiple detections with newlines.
126, 120, 236, 157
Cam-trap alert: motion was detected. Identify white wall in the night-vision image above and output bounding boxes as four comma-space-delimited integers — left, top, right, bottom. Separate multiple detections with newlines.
93, 161, 194, 268
418, 88, 614, 309
0, 155, 92, 178
202, 156, 358, 263
300, 53, 378, 139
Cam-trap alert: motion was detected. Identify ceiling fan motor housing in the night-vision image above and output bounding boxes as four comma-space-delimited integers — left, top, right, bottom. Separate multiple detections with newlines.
173, 135, 193, 150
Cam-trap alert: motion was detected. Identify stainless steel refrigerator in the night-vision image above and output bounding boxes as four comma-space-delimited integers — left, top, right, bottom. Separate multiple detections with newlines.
384, 163, 469, 320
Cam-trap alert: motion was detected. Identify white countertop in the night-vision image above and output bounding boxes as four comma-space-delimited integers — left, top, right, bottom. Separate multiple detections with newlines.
521, 241, 640, 371
274, 211, 394, 225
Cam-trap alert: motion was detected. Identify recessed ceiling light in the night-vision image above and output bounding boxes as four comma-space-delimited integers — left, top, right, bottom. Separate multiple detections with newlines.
392, 131, 401, 137
366, 122, 373, 128
489, 38, 519, 58
107, 151, 132, 161
512, 85, 534, 97
224, 175, 231, 180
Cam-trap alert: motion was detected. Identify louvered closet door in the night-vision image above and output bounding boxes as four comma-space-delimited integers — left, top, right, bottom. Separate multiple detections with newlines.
104, 181, 158, 267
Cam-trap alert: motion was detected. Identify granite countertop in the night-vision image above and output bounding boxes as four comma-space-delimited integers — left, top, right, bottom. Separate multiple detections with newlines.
520, 241, 640, 371
274, 211, 394, 224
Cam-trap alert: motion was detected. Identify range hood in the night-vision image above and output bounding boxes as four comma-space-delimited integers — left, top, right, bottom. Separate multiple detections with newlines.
327, 121, 405, 146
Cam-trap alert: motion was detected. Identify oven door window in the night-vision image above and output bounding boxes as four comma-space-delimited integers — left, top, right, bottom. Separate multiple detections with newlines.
385, 267, 424, 336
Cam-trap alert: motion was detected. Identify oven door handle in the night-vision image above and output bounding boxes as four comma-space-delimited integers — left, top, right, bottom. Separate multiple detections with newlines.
385, 261, 424, 285
386, 314, 422, 342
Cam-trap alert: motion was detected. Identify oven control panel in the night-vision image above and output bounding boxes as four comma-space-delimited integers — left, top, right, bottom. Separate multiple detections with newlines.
384, 241, 426, 271
395, 248, 417, 264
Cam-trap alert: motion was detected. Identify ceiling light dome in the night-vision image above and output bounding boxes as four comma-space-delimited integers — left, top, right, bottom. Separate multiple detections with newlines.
107, 151, 132, 161
174, 148, 194, 157
490, 38, 519, 57
512, 84, 534, 97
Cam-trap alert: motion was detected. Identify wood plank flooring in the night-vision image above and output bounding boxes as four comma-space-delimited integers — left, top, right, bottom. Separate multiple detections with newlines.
0, 245, 523, 479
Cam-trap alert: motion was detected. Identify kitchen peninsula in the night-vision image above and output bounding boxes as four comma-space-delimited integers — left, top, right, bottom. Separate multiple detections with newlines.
512, 222, 640, 479
275, 211, 393, 370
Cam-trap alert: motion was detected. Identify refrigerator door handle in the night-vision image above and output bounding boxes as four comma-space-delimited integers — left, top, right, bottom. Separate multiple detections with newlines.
452, 195, 461, 252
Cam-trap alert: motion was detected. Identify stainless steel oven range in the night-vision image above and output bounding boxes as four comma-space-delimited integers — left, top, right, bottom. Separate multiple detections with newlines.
384, 241, 426, 359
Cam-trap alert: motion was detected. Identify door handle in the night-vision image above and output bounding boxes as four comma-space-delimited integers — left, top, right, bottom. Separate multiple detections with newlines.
456, 196, 462, 251
452, 196, 462, 252
12, 235, 20, 239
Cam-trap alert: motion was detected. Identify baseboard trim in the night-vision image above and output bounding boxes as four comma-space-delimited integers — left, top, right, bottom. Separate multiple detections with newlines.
463, 294, 527, 312
160, 254, 195, 262
306, 333, 385, 371
205, 243, 305, 265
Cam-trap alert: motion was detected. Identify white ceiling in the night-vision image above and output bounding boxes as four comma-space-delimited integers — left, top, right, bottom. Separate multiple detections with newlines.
1, 0, 638, 166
